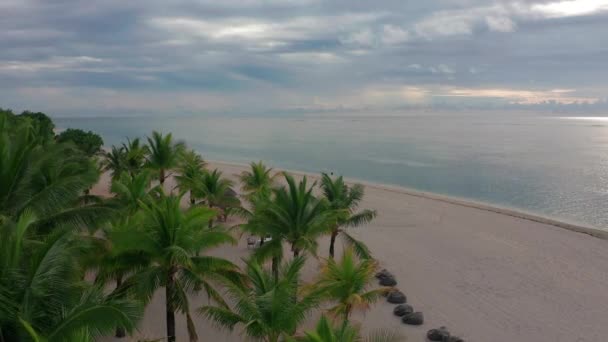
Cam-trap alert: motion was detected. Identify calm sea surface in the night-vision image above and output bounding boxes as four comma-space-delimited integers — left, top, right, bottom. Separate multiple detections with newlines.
55, 113, 608, 229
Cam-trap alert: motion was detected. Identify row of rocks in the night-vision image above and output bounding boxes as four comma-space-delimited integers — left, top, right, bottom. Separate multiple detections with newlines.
376, 269, 466, 341
376, 270, 425, 326
427, 327, 465, 342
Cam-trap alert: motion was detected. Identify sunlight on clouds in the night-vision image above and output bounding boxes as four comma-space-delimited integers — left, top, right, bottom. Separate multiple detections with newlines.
442, 88, 599, 104
533, 0, 608, 17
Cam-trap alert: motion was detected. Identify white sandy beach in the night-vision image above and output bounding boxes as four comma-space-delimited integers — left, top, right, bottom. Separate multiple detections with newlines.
94, 161, 608, 342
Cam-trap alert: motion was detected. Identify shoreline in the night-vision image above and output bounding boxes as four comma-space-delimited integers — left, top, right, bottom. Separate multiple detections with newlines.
207, 159, 608, 240
96, 159, 608, 342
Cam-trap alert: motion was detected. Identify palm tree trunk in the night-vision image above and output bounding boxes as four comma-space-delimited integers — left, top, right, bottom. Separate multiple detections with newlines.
160, 168, 166, 186
293, 248, 299, 258
166, 273, 176, 342
190, 191, 195, 206
115, 276, 126, 338
329, 230, 338, 259
272, 256, 279, 281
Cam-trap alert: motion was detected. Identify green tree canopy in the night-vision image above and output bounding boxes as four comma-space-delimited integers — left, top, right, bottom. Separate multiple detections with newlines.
56, 128, 104, 157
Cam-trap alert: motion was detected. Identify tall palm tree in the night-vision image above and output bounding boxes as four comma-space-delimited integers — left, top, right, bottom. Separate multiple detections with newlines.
122, 137, 149, 177
320, 173, 377, 259
145, 131, 185, 187
0, 213, 143, 341
239, 161, 277, 201
315, 248, 386, 324
246, 173, 336, 278
111, 192, 241, 342
101, 146, 127, 181
199, 256, 323, 342
175, 149, 207, 206
290, 315, 404, 342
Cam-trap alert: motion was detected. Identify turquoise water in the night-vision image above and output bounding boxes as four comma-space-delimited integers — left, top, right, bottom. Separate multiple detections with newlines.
55, 113, 608, 229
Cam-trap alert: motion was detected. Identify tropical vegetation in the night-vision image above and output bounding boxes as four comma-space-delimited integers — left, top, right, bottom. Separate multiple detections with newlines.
0, 108, 397, 341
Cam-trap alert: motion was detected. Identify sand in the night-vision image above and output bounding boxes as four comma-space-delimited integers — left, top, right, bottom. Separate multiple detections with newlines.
95, 161, 608, 342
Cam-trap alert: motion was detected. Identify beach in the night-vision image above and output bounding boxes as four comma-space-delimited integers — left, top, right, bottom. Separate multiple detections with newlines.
95, 161, 608, 342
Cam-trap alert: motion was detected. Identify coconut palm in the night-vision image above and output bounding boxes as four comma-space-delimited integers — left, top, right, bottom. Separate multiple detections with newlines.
320, 173, 376, 259
315, 248, 386, 324
199, 256, 323, 342
239, 161, 277, 201
175, 149, 207, 206
0, 213, 143, 341
196, 169, 239, 225
291, 315, 404, 342
145, 131, 185, 187
0, 115, 112, 231
101, 146, 127, 181
122, 137, 149, 177
85, 217, 152, 338
108, 170, 156, 214
111, 192, 241, 342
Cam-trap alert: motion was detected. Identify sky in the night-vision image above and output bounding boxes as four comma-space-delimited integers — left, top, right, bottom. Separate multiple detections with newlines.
1, 0, 607, 116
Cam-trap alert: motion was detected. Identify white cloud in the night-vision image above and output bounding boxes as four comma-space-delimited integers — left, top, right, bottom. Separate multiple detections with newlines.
149, 13, 385, 46
0, 56, 103, 72
485, 16, 516, 32
381, 25, 411, 44
341, 29, 375, 46
532, 0, 608, 18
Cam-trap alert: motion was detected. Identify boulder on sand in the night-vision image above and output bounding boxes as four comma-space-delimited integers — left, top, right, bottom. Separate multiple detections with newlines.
447, 337, 464, 342
387, 290, 407, 304
427, 327, 450, 341
379, 276, 397, 286
375, 269, 393, 280
402, 312, 424, 325
393, 304, 414, 317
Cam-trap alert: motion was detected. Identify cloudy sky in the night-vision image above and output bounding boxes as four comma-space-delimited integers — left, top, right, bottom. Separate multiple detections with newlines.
1, 0, 607, 116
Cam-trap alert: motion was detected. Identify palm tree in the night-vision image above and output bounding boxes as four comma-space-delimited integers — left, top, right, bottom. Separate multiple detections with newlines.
291, 315, 403, 342
101, 145, 127, 181
196, 169, 239, 225
175, 149, 207, 206
145, 131, 185, 187
246, 173, 336, 279
0, 115, 112, 231
320, 173, 377, 259
111, 192, 241, 342
0, 212, 143, 341
239, 161, 277, 201
108, 170, 156, 214
315, 248, 386, 324
122, 137, 149, 177
199, 256, 323, 342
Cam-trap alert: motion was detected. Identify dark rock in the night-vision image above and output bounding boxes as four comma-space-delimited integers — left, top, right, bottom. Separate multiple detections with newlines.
379, 276, 397, 286
393, 304, 414, 316
402, 312, 424, 325
387, 290, 407, 304
427, 327, 450, 341
446, 337, 464, 342
375, 269, 393, 280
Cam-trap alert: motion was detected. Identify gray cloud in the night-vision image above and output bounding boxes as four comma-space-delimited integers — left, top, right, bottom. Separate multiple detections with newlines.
0, 0, 607, 115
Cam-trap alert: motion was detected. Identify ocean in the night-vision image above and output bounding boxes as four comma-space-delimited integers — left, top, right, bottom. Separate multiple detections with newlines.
55, 112, 608, 229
